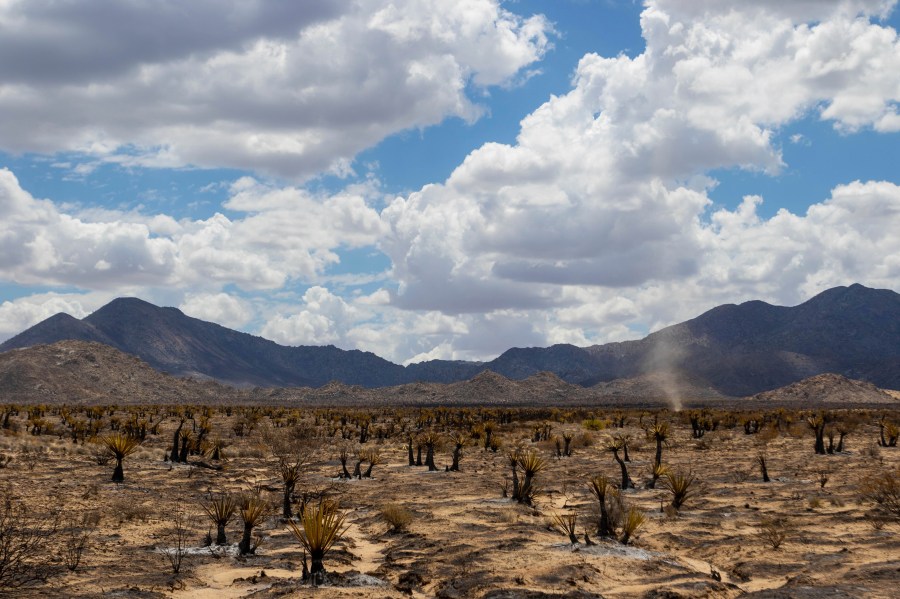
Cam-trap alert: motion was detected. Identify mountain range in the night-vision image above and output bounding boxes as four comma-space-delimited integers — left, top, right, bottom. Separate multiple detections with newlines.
1, 283, 898, 396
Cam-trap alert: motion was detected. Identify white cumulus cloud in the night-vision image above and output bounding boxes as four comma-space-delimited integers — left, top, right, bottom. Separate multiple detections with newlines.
0, 0, 551, 179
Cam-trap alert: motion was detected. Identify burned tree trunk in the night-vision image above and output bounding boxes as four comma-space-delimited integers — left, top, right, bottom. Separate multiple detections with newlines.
169, 419, 184, 463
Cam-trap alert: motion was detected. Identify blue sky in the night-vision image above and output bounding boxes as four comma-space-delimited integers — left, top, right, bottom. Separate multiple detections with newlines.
1, 0, 900, 364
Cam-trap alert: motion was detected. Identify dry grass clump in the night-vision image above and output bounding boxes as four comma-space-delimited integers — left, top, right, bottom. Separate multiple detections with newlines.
381, 503, 413, 532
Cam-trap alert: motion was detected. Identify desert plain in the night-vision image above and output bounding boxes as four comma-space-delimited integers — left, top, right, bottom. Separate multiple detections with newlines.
0, 399, 899, 599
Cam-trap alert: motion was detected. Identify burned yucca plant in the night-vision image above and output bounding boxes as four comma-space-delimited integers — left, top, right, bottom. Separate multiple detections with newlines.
605, 435, 633, 490
448, 431, 467, 471
361, 448, 381, 478
588, 474, 615, 538
287, 500, 348, 585
552, 512, 579, 544
100, 433, 140, 483
420, 431, 441, 472
619, 505, 646, 545
238, 491, 269, 555
648, 462, 669, 489
279, 456, 306, 519
662, 468, 699, 511
511, 449, 546, 506
202, 493, 237, 545
646, 420, 669, 470
756, 452, 771, 483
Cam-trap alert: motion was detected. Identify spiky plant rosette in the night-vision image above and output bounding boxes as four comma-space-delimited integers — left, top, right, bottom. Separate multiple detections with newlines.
287, 500, 348, 555
100, 433, 140, 459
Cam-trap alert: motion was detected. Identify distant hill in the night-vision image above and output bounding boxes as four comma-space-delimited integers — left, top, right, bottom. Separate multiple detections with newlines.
750, 373, 898, 405
1, 284, 898, 395
0, 340, 234, 405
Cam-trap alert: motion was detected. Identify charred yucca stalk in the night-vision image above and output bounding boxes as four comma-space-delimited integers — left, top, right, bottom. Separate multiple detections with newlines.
421, 431, 440, 472
483, 421, 496, 450
338, 446, 353, 479
662, 469, 699, 510
507, 450, 521, 502
279, 457, 305, 519
406, 434, 415, 467
178, 429, 193, 463
448, 431, 467, 471
562, 432, 574, 457
807, 414, 827, 455
588, 474, 615, 537
287, 500, 348, 586
352, 449, 365, 479
101, 433, 140, 483
238, 492, 269, 555
362, 449, 381, 478
647, 420, 669, 469
605, 436, 633, 489
203, 494, 237, 545
169, 418, 184, 463
756, 452, 770, 483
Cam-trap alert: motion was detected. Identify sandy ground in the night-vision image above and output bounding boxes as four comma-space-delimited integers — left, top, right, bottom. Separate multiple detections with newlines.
1, 406, 898, 598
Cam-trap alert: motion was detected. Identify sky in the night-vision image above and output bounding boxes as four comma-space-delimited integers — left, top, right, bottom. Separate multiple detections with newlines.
1, 0, 900, 365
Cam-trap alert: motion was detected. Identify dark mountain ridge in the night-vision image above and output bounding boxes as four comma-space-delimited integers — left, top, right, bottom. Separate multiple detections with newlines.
1, 284, 898, 395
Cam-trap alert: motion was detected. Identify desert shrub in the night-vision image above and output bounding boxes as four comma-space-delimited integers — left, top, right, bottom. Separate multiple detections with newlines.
161, 508, 190, 575
757, 516, 792, 550
859, 469, 900, 520
582, 418, 607, 431
662, 468, 700, 510
381, 503, 412, 532
0, 490, 60, 588
110, 499, 154, 524
576, 433, 594, 448
287, 500, 348, 586
62, 510, 99, 572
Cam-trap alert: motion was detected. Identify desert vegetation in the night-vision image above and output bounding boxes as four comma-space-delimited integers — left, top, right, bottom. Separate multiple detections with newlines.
0, 402, 897, 597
